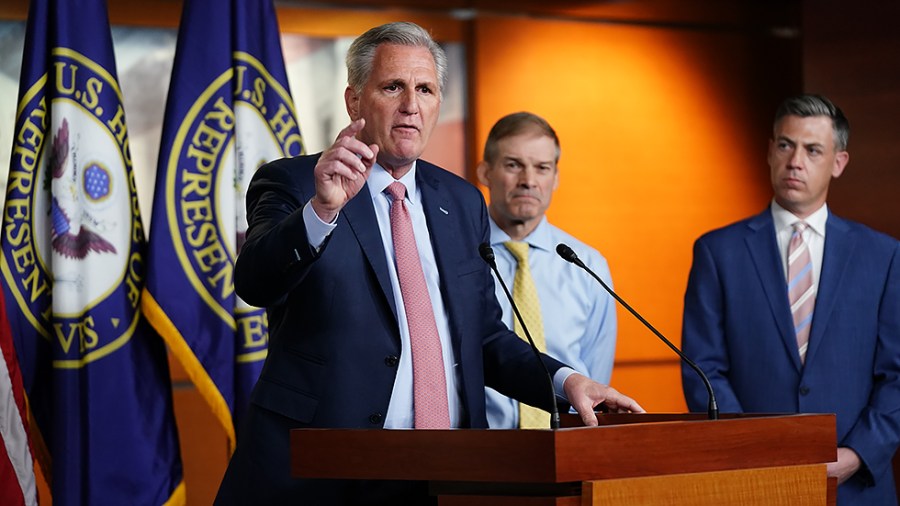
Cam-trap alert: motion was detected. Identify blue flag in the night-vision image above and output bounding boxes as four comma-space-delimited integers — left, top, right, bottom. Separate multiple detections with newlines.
0, 0, 184, 504
143, 0, 304, 449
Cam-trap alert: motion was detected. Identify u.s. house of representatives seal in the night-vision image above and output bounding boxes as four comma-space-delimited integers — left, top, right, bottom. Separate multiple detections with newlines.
163, 51, 303, 363
3, 48, 143, 368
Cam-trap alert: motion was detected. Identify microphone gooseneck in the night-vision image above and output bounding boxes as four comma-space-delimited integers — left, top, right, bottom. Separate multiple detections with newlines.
556, 243, 719, 420
479, 242, 560, 430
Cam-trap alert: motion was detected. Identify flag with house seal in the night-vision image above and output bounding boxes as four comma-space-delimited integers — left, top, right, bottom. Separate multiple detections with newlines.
0, 0, 184, 504
143, 0, 304, 451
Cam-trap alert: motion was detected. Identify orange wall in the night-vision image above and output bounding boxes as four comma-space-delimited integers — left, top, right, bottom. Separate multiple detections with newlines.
469, 15, 795, 412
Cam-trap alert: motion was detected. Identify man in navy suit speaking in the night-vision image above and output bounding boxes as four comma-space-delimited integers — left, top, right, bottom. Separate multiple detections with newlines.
215, 21, 642, 505
682, 94, 900, 504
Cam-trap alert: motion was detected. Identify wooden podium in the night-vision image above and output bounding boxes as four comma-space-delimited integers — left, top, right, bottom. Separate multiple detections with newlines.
292, 413, 837, 505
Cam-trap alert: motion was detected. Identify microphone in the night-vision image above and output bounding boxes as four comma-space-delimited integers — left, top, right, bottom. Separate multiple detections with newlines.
556, 243, 719, 420
479, 243, 561, 430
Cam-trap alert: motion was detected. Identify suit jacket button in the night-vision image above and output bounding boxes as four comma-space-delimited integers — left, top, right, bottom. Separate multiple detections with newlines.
384, 355, 399, 367
369, 413, 383, 424
799, 386, 810, 396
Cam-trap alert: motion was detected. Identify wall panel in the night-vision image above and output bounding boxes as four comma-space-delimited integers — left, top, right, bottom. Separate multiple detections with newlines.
470, 14, 797, 412
802, 0, 900, 491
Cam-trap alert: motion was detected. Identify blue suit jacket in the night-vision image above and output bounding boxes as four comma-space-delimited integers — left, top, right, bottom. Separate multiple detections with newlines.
682, 209, 900, 505
216, 155, 566, 505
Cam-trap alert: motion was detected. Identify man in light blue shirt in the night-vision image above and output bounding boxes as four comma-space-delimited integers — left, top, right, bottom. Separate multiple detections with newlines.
476, 112, 618, 429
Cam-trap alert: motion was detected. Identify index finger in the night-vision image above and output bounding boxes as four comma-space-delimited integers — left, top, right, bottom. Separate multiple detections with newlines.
335, 118, 366, 142
609, 394, 645, 414
332, 119, 375, 161
579, 405, 600, 427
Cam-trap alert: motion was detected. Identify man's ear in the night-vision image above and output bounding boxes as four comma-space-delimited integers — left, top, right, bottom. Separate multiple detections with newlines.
476, 160, 490, 186
832, 150, 849, 179
345, 86, 359, 120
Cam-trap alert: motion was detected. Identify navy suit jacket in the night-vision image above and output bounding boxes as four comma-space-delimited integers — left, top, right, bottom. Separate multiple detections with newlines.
682, 209, 900, 505
216, 155, 566, 505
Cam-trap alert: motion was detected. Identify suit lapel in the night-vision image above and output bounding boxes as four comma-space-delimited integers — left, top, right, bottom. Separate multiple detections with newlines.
342, 183, 398, 322
805, 214, 854, 364
339, 163, 467, 345
416, 165, 463, 347
744, 211, 802, 371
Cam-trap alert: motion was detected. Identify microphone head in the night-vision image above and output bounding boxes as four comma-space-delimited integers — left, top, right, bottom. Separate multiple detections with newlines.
478, 242, 496, 264
556, 243, 579, 263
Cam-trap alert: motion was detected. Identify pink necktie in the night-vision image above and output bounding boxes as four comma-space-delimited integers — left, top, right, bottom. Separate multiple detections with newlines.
788, 222, 815, 364
386, 182, 450, 429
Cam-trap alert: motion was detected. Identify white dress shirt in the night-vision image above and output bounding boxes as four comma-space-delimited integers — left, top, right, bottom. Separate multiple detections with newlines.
771, 201, 828, 291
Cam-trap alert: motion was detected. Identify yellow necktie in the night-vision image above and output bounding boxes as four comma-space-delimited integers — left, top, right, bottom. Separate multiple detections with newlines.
504, 241, 548, 429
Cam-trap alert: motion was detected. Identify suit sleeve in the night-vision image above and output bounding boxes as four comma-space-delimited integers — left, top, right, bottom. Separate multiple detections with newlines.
681, 237, 745, 413
234, 160, 319, 307
842, 240, 900, 485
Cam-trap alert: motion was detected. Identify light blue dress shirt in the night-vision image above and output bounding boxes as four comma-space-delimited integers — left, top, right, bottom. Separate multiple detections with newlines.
303, 162, 462, 428
303, 164, 577, 429
485, 217, 617, 428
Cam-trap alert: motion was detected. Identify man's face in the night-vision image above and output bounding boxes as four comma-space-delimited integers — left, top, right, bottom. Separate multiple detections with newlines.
345, 43, 441, 173
768, 114, 848, 218
477, 132, 559, 231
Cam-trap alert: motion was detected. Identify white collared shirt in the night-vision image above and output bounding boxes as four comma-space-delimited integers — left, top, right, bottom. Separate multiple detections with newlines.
771, 201, 828, 291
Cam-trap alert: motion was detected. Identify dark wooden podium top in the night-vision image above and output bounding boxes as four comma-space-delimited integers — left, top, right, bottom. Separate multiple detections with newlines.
292, 413, 835, 483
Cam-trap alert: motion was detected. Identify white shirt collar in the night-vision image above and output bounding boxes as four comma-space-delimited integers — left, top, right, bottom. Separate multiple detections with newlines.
771, 200, 829, 237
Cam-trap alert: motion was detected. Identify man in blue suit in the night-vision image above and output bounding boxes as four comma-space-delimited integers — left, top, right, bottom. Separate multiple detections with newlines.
682, 94, 900, 504
215, 22, 642, 505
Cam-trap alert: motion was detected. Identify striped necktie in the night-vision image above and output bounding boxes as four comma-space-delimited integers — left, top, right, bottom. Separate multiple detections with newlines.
504, 241, 548, 429
788, 222, 815, 364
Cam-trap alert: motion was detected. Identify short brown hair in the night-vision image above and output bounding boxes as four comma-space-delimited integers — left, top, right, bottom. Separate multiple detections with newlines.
483, 112, 560, 164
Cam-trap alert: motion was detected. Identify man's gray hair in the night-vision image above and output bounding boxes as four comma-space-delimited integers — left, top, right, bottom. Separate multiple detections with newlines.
346, 22, 448, 97
774, 94, 850, 151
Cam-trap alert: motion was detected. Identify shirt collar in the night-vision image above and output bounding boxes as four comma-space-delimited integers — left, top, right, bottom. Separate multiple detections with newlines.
367, 161, 419, 205
770, 200, 829, 237
489, 216, 553, 253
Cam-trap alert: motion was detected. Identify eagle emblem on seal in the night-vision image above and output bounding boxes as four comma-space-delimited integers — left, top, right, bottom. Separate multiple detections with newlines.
48, 118, 117, 260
